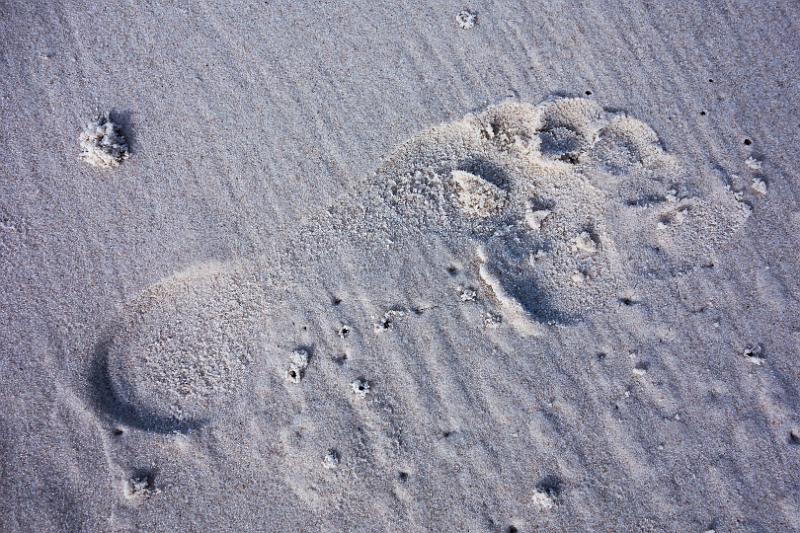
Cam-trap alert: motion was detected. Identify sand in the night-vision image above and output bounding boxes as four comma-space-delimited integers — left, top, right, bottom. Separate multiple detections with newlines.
1, 2, 799, 532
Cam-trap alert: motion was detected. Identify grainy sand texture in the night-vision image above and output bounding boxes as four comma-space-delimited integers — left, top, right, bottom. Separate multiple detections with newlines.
1, 2, 800, 532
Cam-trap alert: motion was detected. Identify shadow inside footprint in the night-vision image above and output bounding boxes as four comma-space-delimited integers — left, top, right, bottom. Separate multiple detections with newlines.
456, 158, 511, 190
87, 335, 208, 434
481, 236, 575, 324
537, 125, 589, 163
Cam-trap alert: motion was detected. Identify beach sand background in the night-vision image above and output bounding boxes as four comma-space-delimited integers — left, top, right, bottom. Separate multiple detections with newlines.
1, 1, 799, 531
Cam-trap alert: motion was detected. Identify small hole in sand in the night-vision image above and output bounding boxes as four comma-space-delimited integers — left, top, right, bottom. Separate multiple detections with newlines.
351, 379, 370, 397
708, 78, 714, 83
585, 90, 592, 96
124, 469, 157, 499
322, 449, 340, 469
620, 297, 636, 306
398, 471, 409, 482
332, 297, 342, 306
506, 526, 519, 533
447, 265, 458, 276
700, 110, 706, 116
597, 352, 607, 361
537, 475, 562, 498
112, 428, 124, 436
744, 138, 752, 146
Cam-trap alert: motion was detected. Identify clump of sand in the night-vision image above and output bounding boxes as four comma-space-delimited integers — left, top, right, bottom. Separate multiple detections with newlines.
79, 113, 130, 169
456, 9, 477, 29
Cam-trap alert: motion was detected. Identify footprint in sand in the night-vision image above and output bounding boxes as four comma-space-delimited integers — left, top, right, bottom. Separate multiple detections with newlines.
373, 96, 749, 328
100, 263, 267, 431
93, 97, 749, 425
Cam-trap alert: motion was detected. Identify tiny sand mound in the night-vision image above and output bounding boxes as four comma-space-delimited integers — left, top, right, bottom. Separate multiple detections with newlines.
79, 113, 130, 169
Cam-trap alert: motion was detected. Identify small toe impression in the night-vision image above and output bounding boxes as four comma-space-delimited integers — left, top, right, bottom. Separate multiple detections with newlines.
591, 116, 667, 172
537, 125, 590, 163
534, 98, 605, 163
